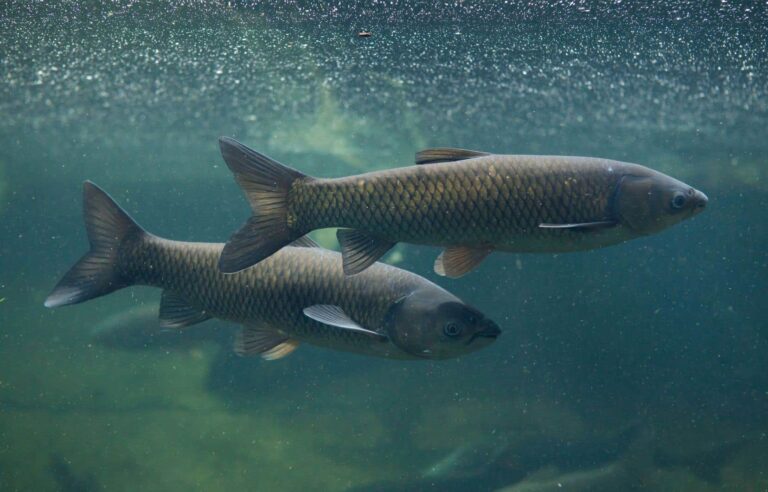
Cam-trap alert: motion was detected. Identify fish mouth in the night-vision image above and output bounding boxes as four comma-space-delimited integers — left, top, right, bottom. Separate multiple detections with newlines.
466, 320, 501, 345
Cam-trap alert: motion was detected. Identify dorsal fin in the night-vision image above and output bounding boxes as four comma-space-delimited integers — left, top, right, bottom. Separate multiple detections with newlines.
415, 148, 491, 165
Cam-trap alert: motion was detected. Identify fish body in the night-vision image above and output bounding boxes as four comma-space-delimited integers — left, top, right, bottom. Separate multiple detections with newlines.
45, 182, 499, 360
217, 139, 707, 277
122, 241, 421, 359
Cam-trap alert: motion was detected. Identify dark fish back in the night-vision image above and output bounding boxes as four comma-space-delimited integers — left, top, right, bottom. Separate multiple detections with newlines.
291, 156, 627, 246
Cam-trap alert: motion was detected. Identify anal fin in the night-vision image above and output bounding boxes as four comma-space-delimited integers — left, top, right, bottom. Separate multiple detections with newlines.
159, 290, 212, 328
434, 246, 493, 278
261, 340, 300, 360
336, 229, 395, 275
235, 325, 299, 360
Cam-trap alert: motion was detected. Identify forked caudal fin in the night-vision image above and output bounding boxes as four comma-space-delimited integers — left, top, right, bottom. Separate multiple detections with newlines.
218, 137, 313, 273
45, 181, 147, 308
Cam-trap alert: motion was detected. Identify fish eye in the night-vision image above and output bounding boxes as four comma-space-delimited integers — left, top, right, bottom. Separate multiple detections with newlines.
671, 192, 686, 209
443, 321, 463, 338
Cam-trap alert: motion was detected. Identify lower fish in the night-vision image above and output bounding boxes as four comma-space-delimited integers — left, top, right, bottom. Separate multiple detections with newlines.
216, 138, 708, 277
45, 182, 500, 360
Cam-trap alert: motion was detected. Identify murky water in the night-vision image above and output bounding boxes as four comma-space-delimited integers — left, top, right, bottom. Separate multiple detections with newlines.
1, 2, 766, 490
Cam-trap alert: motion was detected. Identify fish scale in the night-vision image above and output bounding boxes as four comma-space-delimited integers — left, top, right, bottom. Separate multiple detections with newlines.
293, 156, 618, 248
118, 236, 423, 355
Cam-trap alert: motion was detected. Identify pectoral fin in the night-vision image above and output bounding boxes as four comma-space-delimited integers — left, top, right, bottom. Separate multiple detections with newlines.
235, 325, 299, 360
434, 246, 493, 278
415, 148, 491, 164
336, 229, 396, 275
158, 291, 212, 328
538, 221, 617, 231
303, 305, 387, 340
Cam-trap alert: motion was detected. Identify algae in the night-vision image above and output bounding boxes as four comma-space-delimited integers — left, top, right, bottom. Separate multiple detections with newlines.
266, 88, 366, 170
258, 80, 427, 177
0, 300, 395, 491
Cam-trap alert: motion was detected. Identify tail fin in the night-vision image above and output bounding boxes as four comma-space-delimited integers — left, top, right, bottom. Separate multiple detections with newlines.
44, 181, 146, 308
218, 137, 311, 273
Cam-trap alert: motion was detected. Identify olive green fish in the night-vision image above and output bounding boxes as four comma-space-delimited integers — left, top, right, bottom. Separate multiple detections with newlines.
217, 138, 707, 278
45, 182, 499, 360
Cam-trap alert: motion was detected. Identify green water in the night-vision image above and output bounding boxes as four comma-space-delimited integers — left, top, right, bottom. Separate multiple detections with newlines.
1, 1, 766, 491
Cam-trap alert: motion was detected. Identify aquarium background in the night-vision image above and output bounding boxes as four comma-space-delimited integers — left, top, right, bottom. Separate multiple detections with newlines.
1, 1, 766, 490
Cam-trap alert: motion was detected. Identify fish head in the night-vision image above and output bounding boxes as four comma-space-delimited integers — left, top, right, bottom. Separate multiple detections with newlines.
615, 169, 707, 235
383, 289, 500, 359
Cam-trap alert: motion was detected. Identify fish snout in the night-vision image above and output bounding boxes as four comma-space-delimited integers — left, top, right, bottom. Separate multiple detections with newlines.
480, 319, 501, 339
692, 190, 708, 215
464, 318, 501, 347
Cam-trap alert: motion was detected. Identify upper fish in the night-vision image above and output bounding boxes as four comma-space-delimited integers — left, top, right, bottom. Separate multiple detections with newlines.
216, 138, 708, 278
45, 182, 500, 361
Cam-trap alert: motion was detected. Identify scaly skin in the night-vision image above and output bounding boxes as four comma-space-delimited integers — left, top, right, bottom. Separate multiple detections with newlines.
290, 156, 649, 252
120, 237, 436, 358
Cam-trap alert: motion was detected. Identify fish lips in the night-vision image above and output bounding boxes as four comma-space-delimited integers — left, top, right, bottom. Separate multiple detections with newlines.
466, 320, 501, 345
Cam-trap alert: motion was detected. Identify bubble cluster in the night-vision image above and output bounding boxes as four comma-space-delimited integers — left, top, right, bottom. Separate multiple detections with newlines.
1, 1, 765, 182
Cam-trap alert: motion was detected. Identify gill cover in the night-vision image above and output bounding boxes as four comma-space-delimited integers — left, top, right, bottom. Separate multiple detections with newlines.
615, 175, 657, 233
382, 292, 428, 357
